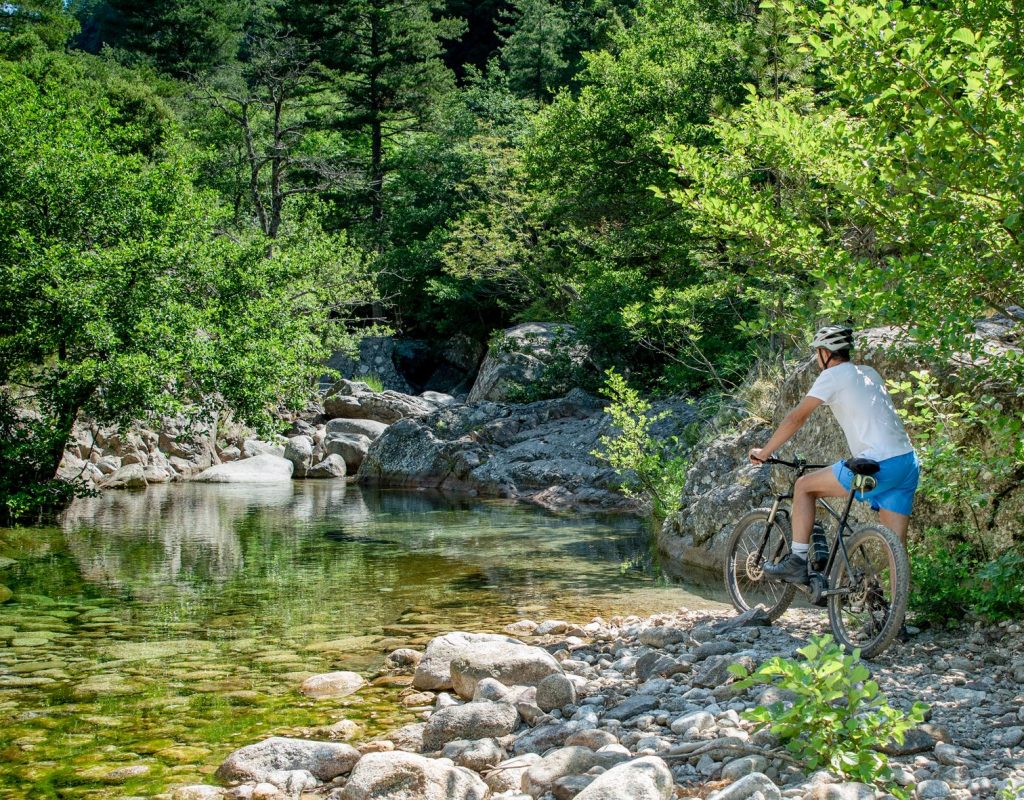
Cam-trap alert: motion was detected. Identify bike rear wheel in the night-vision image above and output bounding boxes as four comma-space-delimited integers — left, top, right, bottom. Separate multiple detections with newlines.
724, 508, 797, 621
827, 524, 909, 659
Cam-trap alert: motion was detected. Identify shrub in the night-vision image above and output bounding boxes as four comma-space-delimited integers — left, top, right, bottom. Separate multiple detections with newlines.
730, 634, 928, 791
591, 368, 694, 519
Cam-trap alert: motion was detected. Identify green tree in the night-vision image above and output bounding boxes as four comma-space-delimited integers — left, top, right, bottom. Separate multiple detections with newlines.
499, 0, 570, 101
286, 0, 466, 227
1, 0, 78, 51
73, 0, 247, 76
0, 57, 374, 520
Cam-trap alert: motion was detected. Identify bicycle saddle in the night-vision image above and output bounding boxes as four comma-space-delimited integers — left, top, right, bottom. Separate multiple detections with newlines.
845, 457, 881, 476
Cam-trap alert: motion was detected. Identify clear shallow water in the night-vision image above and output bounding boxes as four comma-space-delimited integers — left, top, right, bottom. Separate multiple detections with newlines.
0, 482, 726, 799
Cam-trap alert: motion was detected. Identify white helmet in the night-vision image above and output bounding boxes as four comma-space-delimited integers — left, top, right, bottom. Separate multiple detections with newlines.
811, 325, 854, 352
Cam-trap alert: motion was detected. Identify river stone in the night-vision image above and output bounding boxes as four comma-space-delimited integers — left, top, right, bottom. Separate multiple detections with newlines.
300, 671, 365, 699
721, 755, 767, 781
325, 418, 389, 440
0, 585, 11, 604
325, 433, 373, 471
572, 756, 673, 800
522, 746, 630, 798
215, 737, 359, 783
284, 436, 314, 478
421, 701, 519, 752
803, 784, 875, 800
306, 454, 347, 479
565, 730, 618, 750
637, 627, 689, 648
242, 439, 286, 459
170, 786, 224, 800
72, 673, 141, 698
101, 463, 147, 490
449, 642, 562, 698
485, 753, 541, 794
441, 738, 505, 772
603, 694, 659, 722
340, 750, 487, 800
536, 673, 576, 711
193, 454, 293, 483
670, 711, 715, 735
915, 781, 951, 800
413, 632, 523, 691
707, 772, 782, 800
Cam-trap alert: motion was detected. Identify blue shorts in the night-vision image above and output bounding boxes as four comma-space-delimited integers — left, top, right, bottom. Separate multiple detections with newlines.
832, 451, 920, 516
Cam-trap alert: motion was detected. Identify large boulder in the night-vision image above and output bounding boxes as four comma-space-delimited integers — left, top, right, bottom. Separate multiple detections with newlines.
284, 435, 315, 478
340, 751, 487, 800
421, 701, 519, 752
306, 454, 347, 479
324, 380, 434, 424
325, 418, 389, 440
193, 454, 293, 483
413, 632, 523, 691
325, 433, 373, 472
450, 642, 562, 699
522, 746, 630, 798
358, 390, 695, 511
468, 323, 586, 403
321, 336, 414, 394
215, 737, 359, 783
100, 463, 148, 490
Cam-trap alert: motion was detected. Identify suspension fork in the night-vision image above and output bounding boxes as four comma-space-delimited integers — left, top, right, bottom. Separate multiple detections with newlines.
754, 495, 791, 564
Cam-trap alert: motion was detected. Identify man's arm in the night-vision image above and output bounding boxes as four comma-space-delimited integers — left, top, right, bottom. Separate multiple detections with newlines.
749, 395, 823, 463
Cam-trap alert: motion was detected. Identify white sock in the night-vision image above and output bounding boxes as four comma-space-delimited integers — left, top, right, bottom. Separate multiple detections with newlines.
791, 542, 809, 558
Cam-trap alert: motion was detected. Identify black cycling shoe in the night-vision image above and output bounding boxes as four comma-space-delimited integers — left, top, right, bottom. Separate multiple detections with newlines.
762, 553, 810, 585
896, 623, 911, 643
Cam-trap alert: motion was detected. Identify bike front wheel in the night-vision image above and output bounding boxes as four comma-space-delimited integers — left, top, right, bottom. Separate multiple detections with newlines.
827, 524, 909, 659
724, 508, 797, 621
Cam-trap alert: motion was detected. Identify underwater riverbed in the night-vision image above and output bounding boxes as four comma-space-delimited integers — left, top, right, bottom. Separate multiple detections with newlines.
0, 482, 726, 799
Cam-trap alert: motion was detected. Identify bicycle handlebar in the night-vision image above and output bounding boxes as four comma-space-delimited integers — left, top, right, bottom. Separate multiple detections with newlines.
756, 456, 829, 471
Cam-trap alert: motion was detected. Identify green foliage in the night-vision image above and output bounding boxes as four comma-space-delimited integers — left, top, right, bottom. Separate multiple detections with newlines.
888, 370, 1024, 539
909, 530, 1024, 625
499, 0, 570, 101
591, 369, 693, 519
0, 54, 376, 515
354, 375, 385, 394
730, 634, 928, 790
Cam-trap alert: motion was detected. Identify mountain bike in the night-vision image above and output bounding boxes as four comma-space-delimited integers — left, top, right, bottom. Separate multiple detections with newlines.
723, 456, 910, 658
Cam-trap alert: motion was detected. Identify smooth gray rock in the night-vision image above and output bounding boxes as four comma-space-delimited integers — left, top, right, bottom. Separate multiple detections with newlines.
421, 701, 519, 752
299, 671, 364, 699
637, 627, 690, 648
450, 642, 562, 699
193, 454, 293, 483
536, 673, 576, 712
324, 381, 434, 424
485, 754, 541, 794
413, 632, 523, 692
100, 463, 148, 490
441, 737, 505, 772
284, 436, 314, 478
572, 756, 674, 800
522, 746, 630, 798
915, 781, 951, 800
215, 737, 359, 783
325, 418, 389, 440
325, 433, 372, 471
603, 694, 659, 722
468, 323, 584, 403
340, 751, 487, 800
707, 772, 781, 800
306, 454, 347, 479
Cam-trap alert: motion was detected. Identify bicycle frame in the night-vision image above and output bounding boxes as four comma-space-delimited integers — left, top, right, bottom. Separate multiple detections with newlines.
758, 458, 874, 600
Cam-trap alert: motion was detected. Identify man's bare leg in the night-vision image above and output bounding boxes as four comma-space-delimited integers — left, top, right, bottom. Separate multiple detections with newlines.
791, 467, 849, 544
878, 509, 909, 548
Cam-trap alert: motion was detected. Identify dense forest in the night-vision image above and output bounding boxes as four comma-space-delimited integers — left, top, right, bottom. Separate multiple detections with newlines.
1, 0, 1022, 548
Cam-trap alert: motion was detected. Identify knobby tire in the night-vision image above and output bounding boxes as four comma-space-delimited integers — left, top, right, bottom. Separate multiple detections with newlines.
724, 508, 797, 622
827, 523, 910, 659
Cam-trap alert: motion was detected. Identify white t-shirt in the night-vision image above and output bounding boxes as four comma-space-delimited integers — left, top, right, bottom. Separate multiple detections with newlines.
806, 362, 914, 461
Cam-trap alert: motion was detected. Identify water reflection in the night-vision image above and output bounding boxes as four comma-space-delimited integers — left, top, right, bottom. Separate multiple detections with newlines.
0, 483, 725, 800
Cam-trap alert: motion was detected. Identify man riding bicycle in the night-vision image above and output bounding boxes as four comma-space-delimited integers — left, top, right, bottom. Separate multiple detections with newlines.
748, 325, 920, 586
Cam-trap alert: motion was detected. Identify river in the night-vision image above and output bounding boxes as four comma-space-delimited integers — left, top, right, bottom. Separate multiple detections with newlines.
0, 482, 726, 798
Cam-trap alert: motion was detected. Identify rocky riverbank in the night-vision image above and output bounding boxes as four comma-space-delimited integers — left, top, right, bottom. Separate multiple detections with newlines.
162, 607, 1024, 800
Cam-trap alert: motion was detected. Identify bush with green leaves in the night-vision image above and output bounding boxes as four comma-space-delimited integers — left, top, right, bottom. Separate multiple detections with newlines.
591, 369, 694, 519
730, 634, 928, 790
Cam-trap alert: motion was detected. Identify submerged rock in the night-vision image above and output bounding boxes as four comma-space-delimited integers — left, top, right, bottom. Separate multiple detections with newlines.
193, 454, 293, 483
215, 736, 359, 783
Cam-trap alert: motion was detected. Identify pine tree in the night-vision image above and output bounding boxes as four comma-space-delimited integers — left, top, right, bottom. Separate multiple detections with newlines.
285, 0, 465, 226
73, 0, 247, 76
499, 0, 569, 101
